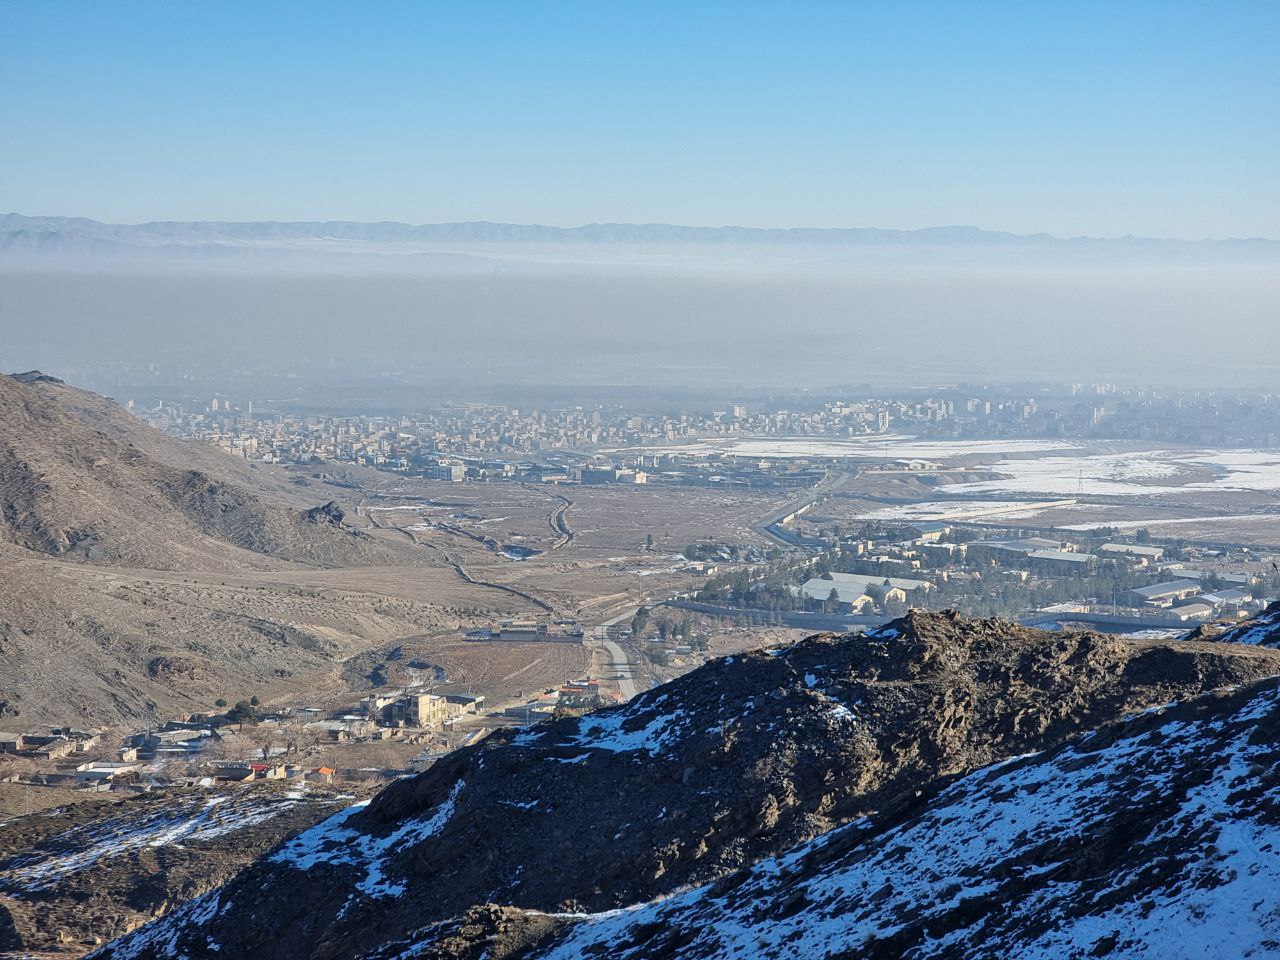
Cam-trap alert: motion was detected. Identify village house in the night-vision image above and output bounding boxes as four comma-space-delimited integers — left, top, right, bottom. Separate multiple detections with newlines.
25, 736, 75, 760
212, 764, 255, 783
391, 693, 450, 729
248, 763, 288, 780
74, 760, 140, 785
444, 693, 485, 715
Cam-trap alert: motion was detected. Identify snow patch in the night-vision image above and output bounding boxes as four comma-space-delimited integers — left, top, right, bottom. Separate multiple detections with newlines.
271, 779, 464, 900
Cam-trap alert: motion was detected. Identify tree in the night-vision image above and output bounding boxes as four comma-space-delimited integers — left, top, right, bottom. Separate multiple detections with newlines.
226, 700, 258, 731
645, 533, 654, 551
249, 695, 261, 707
631, 606, 650, 638
215, 698, 227, 708
1135, 528, 1151, 544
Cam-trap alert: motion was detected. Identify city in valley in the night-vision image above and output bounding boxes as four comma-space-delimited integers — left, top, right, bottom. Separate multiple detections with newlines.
5, 376, 1279, 818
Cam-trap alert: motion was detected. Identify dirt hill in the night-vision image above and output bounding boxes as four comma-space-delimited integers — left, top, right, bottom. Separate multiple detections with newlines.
94, 610, 1280, 960
0, 371, 401, 571
0, 372, 456, 727
0, 544, 456, 727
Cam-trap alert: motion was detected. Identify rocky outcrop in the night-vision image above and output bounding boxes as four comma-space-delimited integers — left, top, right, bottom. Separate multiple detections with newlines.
303, 501, 346, 526
94, 611, 1280, 960
1210, 599, 1280, 647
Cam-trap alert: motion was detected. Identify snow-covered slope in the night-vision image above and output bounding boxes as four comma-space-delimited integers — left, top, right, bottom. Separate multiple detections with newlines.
383, 675, 1280, 960
1215, 601, 1280, 647
0, 786, 345, 955
91, 612, 1280, 960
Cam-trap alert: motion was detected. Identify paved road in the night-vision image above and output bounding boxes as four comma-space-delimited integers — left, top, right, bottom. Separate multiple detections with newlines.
590, 607, 645, 701
753, 469, 854, 548
599, 639, 639, 700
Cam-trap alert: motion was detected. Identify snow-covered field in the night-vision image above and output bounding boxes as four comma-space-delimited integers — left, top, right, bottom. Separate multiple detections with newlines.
1061, 513, 1280, 532
609, 436, 1280, 501
946, 449, 1280, 497
610, 436, 1077, 460
852, 499, 1060, 522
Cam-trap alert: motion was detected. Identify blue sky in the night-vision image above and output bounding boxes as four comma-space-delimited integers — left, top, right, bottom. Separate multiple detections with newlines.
1, 0, 1276, 238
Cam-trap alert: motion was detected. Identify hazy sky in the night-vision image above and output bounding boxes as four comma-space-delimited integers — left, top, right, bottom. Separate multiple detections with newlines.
2, 0, 1276, 239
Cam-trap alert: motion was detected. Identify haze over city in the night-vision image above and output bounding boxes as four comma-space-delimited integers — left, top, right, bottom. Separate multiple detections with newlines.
3, 1, 1279, 394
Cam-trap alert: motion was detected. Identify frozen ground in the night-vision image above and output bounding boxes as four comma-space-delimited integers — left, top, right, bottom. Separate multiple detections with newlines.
946, 449, 1280, 497
523, 681, 1280, 960
1062, 513, 1280, 531
0, 790, 318, 893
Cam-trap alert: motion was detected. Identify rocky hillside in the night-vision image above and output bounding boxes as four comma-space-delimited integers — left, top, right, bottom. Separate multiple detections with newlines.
0, 371, 400, 571
0, 785, 350, 956
380, 673, 1280, 960
93, 611, 1280, 960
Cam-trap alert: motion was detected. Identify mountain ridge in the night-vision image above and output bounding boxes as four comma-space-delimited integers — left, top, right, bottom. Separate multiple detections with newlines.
3, 214, 1276, 268
379, 673, 1280, 960
0, 371, 398, 571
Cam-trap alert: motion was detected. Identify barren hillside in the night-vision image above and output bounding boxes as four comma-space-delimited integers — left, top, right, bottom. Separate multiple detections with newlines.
0, 372, 407, 571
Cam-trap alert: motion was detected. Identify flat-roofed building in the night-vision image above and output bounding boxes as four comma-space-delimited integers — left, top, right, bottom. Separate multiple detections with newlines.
1127, 579, 1202, 608
1099, 543, 1165, 562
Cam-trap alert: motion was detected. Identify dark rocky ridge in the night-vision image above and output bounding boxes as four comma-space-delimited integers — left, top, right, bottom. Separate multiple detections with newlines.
95, 610, 1280, 960
396, 674, 1280, 960
1215, 599, 1280, 646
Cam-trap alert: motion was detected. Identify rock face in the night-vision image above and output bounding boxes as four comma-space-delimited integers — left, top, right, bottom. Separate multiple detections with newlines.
303, 501, 346, 526
412, 674, 1280, 960
93, 611, 1280, 960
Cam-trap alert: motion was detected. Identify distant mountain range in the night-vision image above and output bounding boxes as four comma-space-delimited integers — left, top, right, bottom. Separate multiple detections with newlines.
3, 213, 1276, 269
